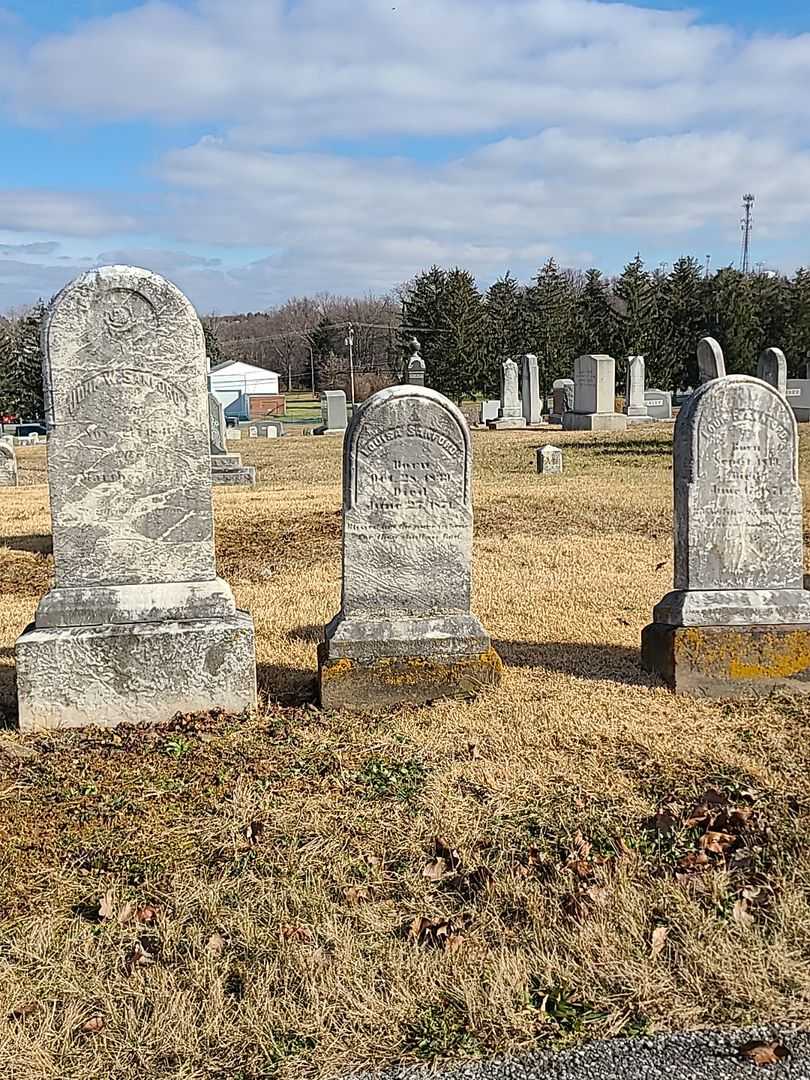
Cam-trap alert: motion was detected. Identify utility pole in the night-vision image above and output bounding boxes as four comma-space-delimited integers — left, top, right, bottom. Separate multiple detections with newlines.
307, 344, 315, 396
740, 193, 755, 274
345, 322, 356, 408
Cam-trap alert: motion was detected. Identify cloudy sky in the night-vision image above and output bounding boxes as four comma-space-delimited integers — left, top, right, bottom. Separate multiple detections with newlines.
0, 0, 808, 313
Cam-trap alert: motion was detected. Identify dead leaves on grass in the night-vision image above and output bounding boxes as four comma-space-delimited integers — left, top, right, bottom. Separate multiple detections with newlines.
739, 1040, 788, 1066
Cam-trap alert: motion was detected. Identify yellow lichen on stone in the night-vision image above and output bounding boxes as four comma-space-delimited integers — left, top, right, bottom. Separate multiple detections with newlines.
729, 631, 810, 679
321, 657, 354, 680
676, 626, 810, 680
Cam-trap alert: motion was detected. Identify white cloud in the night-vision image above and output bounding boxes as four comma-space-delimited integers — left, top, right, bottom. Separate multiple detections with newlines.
0, 190, 135, 236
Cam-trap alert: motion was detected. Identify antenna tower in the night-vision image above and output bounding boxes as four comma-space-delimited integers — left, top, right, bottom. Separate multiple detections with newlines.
740, 193, 755, 273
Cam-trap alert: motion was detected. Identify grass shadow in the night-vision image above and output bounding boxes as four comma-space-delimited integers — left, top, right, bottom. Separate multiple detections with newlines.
494, 638, 658, 688
1, 534, 53, 555
586, 440, 672, 457
0, 647, 17, 729
286, 624, 322, 644
257, 662, 318, 707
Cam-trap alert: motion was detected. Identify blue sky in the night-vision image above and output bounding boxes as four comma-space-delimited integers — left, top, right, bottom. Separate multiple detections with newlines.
1, 0, 809, 312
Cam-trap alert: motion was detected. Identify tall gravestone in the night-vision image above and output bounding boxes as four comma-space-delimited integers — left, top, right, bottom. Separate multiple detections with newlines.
15, 265, 257, 731
0, 436, 18, 486
623, 355, 652, 423
562, 354, 627, 431
315, 390, 348, 435
319, 385, 501, 709
642, 373, 810, 696
521, 353, 541, 425
757, 347, 787, 397
209, 392, 255, 486
488, 358, 526, 429
406, 338, 426, 386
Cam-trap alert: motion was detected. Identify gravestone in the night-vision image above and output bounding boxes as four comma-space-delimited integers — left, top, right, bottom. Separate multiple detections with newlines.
562, 355, 626, 432
549, 378, 574, 424
536, 445, 562, 474
257, 420, 284, 437
15, 265, 257, 731
623, 355, 653, 423
406, 338, 426, 386
644, 389, 673, 420
249, 426, 258, 438
209, 392, 255, 486
479, 399, 500, 424
786, 379, 810, 422
642, 374, 810, 697
319, 385, 501, 709
697, 337, 726, 383
521, 353, 541, 425
315, 390, 348, 435
488, 358, 526, 429
226, 428, 242, 440
757, 347, 787, 396
0, 436, 18, 486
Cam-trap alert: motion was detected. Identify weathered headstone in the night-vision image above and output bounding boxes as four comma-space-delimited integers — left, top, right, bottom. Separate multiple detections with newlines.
644, 389, 673, 420
521, 353, 541, 425
0, 436, 18, 486
319, 385, 501, 709
758, 347, 787, 396
314, 390, 348, 435
536, 445, 563, 474
786, 379, 810, 422
479, 399, 500, 424
488, 358, 526, 429
15, 265, 257, 731
642, 374, 810, 696
249, 426, 258, 438
549, 378, 574, 424
697, 336, 726, 383
562, 355, 627, 432
226, 427, 242, 441
406, 338, 426, 386
623, 355, 653, 423
209, 392, 255, 485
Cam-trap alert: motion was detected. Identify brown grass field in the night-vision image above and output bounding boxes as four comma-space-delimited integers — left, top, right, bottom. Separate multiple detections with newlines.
1, 428, 809, 1080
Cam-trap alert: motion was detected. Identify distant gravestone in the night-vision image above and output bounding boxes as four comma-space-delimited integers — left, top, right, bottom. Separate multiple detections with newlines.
536, 445, 562, 474
319, 385, 501, 709
208, 393, 227, 455
249, 426, 258, 438
406, 338, 426, 386
642, 374, 810, 696
209, 393, 255, 485
562, 355, 626, 432
624, 355, 653, 423
758, 347, 787, 397
644, 389, 673, 420
549, 378, 574, 424
479, 399, 500, 424
15, 265, 257, 731
488, 357, 526, 429
315, 390, 348, 435
697, 337, 726, 383
521, 353, 541, 425
786, 379, 810, 422
0, 436, 18, 486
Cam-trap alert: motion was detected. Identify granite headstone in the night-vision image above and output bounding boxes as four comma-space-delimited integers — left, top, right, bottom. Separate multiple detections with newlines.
536, 445, 563, 474
521, 353, 541, 425
0, 436, 17, 486
488, 358, 526, 429
562, 354, 626, 432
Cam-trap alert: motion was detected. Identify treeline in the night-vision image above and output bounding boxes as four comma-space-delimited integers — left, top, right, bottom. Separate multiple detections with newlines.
0, 303, 46, 419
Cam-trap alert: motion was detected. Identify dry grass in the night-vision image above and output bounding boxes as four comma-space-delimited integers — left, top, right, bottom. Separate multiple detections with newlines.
1, 428, 810, 1080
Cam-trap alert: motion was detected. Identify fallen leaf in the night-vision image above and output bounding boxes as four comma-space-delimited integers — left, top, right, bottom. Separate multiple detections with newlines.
245, 820, 264, 845
7, 1003, 38, 1022
571, 831, 592, 863
280, 925, 313, 944
98, 891, 115, 921
423, 857, 448, 882
80, 1015, 105, 1035
343, 886, 370, 906
433, 838, 461, 871
650, 925, 668, 959
135, 905, 158, 925
407, 914, 469, 949
684, 789, 727, 828
738, 1040, 788, 1066
207, 932, 227, 957
733, 899, 755, 929
700, 830, 736, 855
652, 808, 678, 836
117, 902, 136, 926
124, 939, 155, 974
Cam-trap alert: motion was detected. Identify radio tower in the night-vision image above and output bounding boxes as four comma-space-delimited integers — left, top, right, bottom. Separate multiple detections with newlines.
740, 193, 755, 273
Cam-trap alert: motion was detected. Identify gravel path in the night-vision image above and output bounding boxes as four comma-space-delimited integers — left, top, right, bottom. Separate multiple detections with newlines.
367, 1027, 810, 1080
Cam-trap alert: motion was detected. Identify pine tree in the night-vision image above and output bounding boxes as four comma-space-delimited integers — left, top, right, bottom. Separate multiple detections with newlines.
657, 256, 707, 389
309, 316, 340, 392
202, 321, 225, 367
704, 267, 758, 376
612, 255, 655, 363
750, 272, 791, 362
401, 265, 448, 386
483, 272, 527, 396
435, 268, 485, 401
574, 269, 614, 357
1, 303, 46, 420
525, 258, 577, 392
786, 268, 810, 377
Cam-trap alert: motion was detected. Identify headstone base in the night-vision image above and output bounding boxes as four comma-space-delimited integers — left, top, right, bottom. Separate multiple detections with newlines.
487, 417, 527, 430
547, 414, 563, 426
653, 587, 810, 626
318, 613, 501, 709
16, 614, 257, 732
625, 414, 656, 425
212, 454, 256, 486
313, 427, 345, 436
641, 622, 810, 698
562, 412, 628, 432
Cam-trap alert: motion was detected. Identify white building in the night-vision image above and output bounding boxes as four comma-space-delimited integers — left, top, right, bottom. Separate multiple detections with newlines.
208, 360, 281, 419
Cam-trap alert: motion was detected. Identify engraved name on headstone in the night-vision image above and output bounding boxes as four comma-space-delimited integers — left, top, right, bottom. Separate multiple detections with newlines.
653, 374, 810, 626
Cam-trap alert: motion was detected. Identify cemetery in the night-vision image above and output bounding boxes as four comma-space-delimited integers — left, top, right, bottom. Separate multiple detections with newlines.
1, 270, 809, 1077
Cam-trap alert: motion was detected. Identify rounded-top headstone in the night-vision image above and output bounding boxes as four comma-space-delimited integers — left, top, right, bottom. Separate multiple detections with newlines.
757, 347, 787, 396
42, 265, 215, 588
697, 337, 726, 384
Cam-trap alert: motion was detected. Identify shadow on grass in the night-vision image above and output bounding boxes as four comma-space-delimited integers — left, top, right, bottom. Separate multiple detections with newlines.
257, 662, 318, 707
494, 638, 658, 688
0, 533, 53, 554
286, 624, 322, 644
586, 440, 672, 457
0, 647, 17, 729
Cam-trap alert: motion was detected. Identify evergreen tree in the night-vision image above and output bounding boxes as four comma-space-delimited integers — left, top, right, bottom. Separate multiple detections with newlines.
704, 267, 758, 376
309, 316, 340, 392
434, 268, 486, 401
657, 256, 708, 389
525, 258, 577, 392
202, 321, 225, 367
750, 272, 791, 362
612, 254, 655, 364
574, 268, 614, 357
483, 272, 527, 396
0, 303, 46, 420
786, 268, 810, 377
401, 265, 448, 384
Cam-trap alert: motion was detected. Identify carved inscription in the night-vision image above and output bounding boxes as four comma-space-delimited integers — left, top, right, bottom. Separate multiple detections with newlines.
343, 390, 472, 616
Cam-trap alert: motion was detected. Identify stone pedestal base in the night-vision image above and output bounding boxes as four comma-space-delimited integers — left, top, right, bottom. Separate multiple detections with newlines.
641, 622, 810, 698
16, 613, 257, 732
562, 412, 628, 432
212, 454, 255, 486
625, 414, 656, 425
487, 417, 527, 430
318, 613, 501, 709
313, 427, 346, 436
